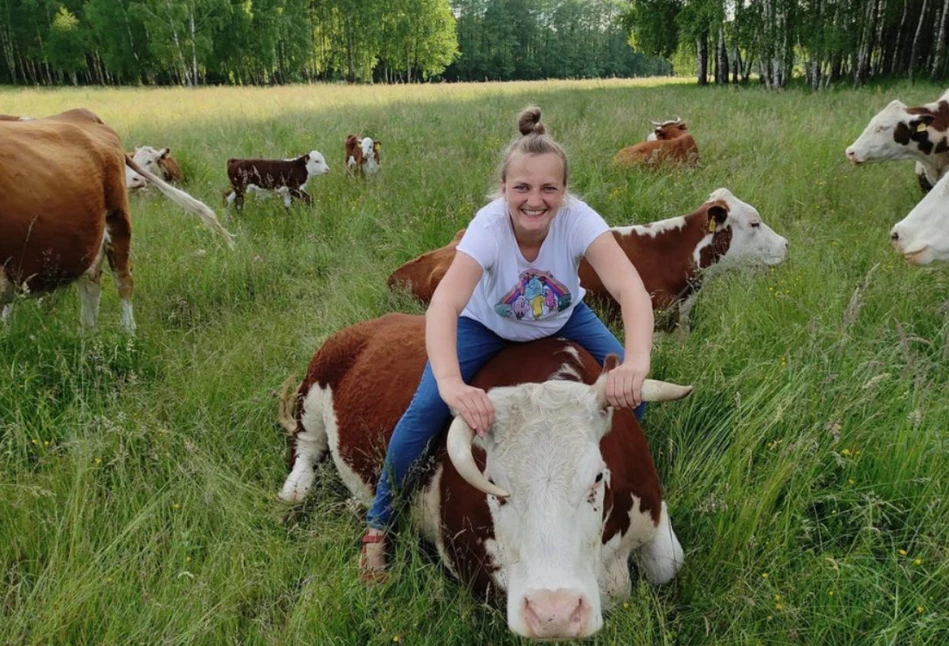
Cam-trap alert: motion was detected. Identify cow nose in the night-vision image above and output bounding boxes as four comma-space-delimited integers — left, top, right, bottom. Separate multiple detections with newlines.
890, 230, 900, 242
522, 590, 589, 639
845, 148, 859, 163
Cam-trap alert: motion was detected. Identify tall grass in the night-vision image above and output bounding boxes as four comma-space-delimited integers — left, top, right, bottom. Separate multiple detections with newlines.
2, 78, 947, 644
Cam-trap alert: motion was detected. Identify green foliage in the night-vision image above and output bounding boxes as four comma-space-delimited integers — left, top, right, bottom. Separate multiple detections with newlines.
2, 80, 949, 643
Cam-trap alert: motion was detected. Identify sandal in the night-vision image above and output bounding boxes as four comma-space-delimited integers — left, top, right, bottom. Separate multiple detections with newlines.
359, 531, 388, 584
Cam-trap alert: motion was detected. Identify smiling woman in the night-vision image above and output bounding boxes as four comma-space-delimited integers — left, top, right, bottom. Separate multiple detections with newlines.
358, 105, 658, 581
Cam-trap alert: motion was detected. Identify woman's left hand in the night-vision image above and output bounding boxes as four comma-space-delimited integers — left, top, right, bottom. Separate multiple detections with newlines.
606, 353, 650, 409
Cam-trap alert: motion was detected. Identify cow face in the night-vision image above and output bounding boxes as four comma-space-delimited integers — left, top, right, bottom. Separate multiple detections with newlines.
305, 151, 330, 177
125, 166, 146, 190
474, 380, 612, 639
890, 171, 949, 265
361, 137, 381, 173
132, 145, 170, 179
707, 188, 788, 267
846, 100, 937, 164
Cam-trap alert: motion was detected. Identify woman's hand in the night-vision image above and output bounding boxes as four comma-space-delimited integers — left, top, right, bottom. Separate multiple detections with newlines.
439, 378, 495, 436
606, 353, 650, 409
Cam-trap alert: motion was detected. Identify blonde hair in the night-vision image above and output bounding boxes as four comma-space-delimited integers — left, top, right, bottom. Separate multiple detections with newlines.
498, 106, 569, 186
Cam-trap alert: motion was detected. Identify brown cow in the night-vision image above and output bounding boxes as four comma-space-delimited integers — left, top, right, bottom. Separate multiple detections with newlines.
613, 118, 699, 167
387, 189, 788, 330
0, 108, 235, 331
224, 151, 330, 209
278, 313, 691, 639
345, 134, 381, 176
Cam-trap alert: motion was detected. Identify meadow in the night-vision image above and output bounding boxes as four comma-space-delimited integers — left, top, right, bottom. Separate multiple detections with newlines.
1, 78, 948, 644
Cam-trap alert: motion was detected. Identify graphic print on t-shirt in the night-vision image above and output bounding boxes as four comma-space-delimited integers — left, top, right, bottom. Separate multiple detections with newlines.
495, 269, 572, 321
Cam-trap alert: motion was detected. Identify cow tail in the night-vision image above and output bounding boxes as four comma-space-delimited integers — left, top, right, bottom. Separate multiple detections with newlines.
277, 375, 301, 436
125, 154, 237, 249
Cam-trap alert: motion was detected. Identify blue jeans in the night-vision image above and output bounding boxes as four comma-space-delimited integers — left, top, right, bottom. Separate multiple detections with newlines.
365, 302, 646, 529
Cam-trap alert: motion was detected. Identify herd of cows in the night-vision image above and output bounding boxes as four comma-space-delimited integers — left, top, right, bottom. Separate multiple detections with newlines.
1, 88, 948, 640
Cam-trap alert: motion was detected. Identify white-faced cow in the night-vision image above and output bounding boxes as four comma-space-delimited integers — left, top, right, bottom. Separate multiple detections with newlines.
613, 118, 699, 167
845, 89, 949, 193
345, 134, 381, 176
278, 313, 691, 640
890, 170, 949, 265
388, 189, 788, 330
0, 108, 235, 331
126, 145, 184, 188
224, 152, 330, 209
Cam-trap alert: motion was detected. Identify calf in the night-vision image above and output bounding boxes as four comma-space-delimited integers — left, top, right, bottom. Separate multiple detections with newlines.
224, 151, 330, 209
387, 189, 788, 331
613, 119, 699, 167
345, 134, 381, 176
846, 89, 949, 193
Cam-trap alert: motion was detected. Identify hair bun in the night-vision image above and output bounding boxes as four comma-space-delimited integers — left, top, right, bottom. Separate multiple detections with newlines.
518, 106, 545, 136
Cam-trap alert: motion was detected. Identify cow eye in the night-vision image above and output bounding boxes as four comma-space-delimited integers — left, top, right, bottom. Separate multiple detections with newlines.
594, 472, 604, 484
750, 221, 761, 229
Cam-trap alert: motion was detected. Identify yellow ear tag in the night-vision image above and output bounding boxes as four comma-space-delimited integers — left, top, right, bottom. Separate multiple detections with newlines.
708, 220, 717, 233
917, 122, 928, 133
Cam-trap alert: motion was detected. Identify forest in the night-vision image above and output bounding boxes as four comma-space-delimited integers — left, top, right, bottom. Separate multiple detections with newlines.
0, 0, 947, 87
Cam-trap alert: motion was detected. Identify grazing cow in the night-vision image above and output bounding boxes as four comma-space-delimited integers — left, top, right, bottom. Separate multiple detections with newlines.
224, 152, 330, 209
613, 118, 699, 167
126, 146, 185, 188
345, 134, 381, 176
388, 189, 788, 330
845, 89, 949, 193
278, 313, 691, 639
890, 171, 949, 265
1, 108, 235, 331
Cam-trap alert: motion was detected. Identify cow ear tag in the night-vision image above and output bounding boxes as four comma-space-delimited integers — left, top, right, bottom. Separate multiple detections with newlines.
708, 220, 717, 233
917, 122, 928, 133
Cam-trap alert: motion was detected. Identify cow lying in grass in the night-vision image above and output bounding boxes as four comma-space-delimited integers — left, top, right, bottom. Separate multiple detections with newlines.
278, 313, 691, 640
613, 118, 699, 167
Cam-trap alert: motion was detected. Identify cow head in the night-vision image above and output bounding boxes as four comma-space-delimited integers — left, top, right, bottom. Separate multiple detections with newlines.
846, 99, 942, 165
446, 364, 691, 640
132, 145, 171, 179
703, 188, 788, 269
304, 151, 330, 176
647, 118, 686, 142
890, 171, 949, 265
125, 166, 146, 190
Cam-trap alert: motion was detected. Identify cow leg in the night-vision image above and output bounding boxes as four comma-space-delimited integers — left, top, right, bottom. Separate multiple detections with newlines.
675, 294, 696, 336
76, 242, 106, 331
636, 502, 683, 584
105, 210, 136, 332
290, 188, 312, 206
279, 385, 331, 502
0, 267, 13, 324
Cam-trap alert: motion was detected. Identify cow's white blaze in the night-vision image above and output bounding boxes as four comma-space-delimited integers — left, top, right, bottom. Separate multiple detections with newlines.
891, 171, 949, 264
360, 138, 380, 174
707, 188, 788, 268
477, 379, 613, 639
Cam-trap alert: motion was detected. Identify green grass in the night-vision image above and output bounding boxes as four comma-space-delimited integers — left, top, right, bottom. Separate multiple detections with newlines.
2, 78, 948, 644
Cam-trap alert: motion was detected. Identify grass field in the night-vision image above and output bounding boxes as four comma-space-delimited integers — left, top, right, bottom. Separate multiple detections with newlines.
2, 78, 948, 644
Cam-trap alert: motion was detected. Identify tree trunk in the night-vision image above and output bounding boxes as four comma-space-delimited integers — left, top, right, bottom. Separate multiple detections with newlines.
910, 0, 930, 80
891, 0, 910, 75
189, 8, 198, 86
932, 0, 949, 78
696, 32, 708, 85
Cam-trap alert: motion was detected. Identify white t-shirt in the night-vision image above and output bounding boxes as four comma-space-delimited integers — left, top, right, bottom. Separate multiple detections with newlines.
456, 196, 609, 341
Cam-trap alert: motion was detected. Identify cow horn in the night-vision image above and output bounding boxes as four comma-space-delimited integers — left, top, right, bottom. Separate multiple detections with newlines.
446, 416, 510, 498
594, 377, 693, 407
650, 120, 663, 127
673, 116, 682, 124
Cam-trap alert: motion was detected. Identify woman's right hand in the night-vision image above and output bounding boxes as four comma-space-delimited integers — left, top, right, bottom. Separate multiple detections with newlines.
439, 378, 495, 437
